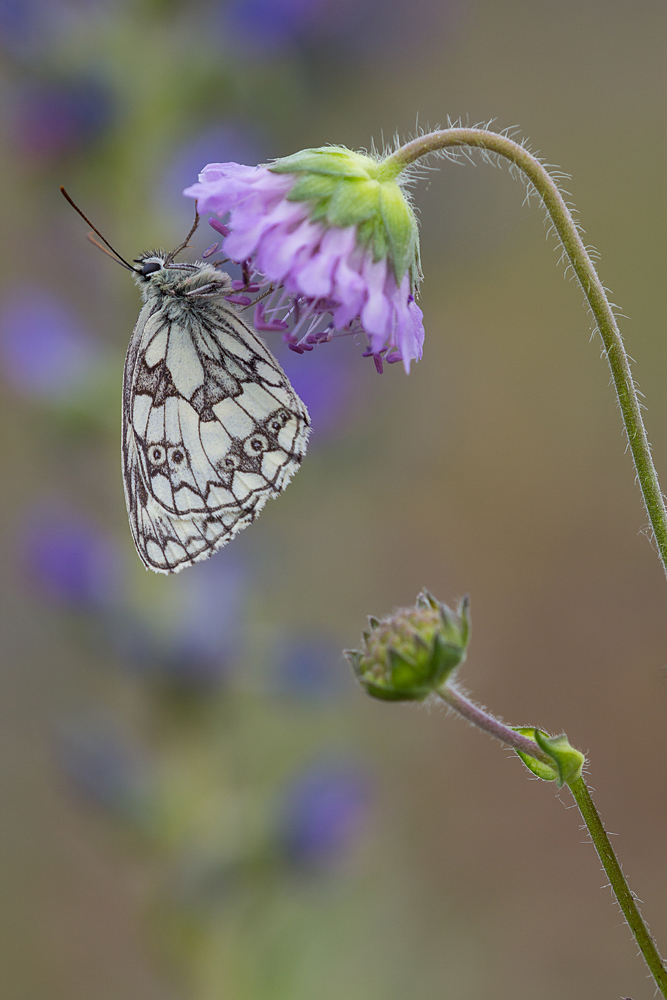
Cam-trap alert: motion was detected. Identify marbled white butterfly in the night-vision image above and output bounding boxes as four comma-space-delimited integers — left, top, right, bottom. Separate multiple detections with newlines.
62, 189, 310, 574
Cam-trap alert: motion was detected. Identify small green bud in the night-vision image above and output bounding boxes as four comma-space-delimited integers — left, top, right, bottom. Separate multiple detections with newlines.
270, 145, 420, 287
513, 727, 585, 788
345, 592, 470, 702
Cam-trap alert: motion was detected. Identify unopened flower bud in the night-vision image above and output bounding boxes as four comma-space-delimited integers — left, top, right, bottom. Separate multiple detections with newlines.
345, 591, 470, 701
513, 727, 585, 788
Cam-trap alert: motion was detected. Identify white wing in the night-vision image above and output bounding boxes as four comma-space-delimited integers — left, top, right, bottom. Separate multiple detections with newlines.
122, 297, 310, 573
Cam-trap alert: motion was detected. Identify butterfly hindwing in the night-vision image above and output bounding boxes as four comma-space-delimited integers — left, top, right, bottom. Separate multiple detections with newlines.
122, 288, 310, 574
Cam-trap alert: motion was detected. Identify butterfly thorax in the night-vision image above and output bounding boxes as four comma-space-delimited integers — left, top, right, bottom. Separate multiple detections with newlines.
133, 252, 232, 303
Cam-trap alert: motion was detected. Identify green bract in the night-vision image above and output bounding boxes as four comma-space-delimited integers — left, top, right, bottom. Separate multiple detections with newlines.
345, 591, 470, 702
513, 727, 585, 788
270, 146, 421, 287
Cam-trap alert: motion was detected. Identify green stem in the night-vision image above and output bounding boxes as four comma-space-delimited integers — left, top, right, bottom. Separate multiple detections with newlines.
568, 775, 667, 997
438, 683, 667, 996
382, 129, 667, 579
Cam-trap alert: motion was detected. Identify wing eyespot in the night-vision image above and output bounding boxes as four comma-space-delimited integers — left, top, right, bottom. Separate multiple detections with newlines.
123, 296, 311, 574
243, 434, 269, 457
268, 410, 291, 433
148, 444, 167, 466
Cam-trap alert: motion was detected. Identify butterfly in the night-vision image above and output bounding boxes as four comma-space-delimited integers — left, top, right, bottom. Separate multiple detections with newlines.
61, 189, 310, 574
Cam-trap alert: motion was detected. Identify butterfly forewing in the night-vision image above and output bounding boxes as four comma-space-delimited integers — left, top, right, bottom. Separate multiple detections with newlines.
122, 268, 310, 574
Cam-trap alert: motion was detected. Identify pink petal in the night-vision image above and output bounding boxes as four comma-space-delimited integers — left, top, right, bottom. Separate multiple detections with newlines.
295, 226, 354, 298
255, 217, 324, 283
331, 256, 366, 328
360, 256, 390, 350
183, 164, 295, 217
224, 199, 308, 263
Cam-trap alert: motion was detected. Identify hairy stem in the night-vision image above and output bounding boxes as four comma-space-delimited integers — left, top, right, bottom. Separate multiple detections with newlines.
437, 684, 554, 763
568, 775, 667, 997
381, 129, 667, 579
438, 683, 667, 996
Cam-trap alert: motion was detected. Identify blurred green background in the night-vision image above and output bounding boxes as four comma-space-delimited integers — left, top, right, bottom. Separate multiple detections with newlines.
0, 0, 666, 997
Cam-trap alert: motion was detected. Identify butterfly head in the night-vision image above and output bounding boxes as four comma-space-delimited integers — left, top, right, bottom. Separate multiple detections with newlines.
132, 251, 232, 301
138, 257, 164, 277
133, 250, 169, 282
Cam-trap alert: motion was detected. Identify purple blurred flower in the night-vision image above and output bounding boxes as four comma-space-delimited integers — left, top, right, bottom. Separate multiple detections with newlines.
274, 635, 351, 700
105, 555, 248, 687
280, 761, 370, 868
184, 152, 424, 373
0, 289, 100, 400
278, 336, 361, 435
224, 0, 329, 53
161, 554, 248, 685
158, 122, 267, 234
0, 0, 122, 60
57, 722, 149, 821
0, 0, 36, 53
10, 76, 113, 158
21, 509, 124, 609
220, 0, 461, 58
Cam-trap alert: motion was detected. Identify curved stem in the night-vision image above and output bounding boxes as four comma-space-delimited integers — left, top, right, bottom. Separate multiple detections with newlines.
381, 129, 667, 579
568, 775, 667, 997
438, 684, 667, 996
437, 683, 554, 763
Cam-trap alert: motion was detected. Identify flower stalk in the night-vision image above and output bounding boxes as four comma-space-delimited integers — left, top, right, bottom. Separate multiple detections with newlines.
437, 682, 667, 997
568, 775, 667, 997
437, 683, 553, 764
381, 128, 667, 579
347, 588, 667, 995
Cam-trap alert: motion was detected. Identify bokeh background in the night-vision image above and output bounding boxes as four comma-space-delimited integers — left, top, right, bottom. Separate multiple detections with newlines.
0, 0, 666, 997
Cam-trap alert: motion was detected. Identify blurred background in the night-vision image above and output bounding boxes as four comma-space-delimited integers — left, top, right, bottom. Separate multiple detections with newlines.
0, 0, 666, 997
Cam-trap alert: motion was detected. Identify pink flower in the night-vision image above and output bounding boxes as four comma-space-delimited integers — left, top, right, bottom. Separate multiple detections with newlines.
184, 151, 424, 374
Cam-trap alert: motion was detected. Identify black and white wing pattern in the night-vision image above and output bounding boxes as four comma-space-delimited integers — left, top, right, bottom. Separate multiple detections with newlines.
122, 289, 310, 574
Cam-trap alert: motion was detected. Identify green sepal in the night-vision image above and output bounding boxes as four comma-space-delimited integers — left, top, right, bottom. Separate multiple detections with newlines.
345, 649, 363, 675
388, 647, 424, 692
361, 680, 427, 702
457, 595, 471, 649
343, 210, 390, 263
534, 730, 585, 788
379, 182, 418, 282
308, 198, 330, 223
431, 634, 467, 681
326, 178, 380, 227
512, 727, 559, 782
270, 147, 375, 178
513, 727, 585, 787
344, 648, 428, 701
286, 173, 340, 202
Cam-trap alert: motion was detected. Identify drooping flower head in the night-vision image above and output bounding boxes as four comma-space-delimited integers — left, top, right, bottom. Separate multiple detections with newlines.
183, 145, 424, 373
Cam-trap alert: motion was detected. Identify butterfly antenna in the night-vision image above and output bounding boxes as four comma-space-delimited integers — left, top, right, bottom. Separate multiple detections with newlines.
60, 186, 138, 272
86, 233, 136, 270
164, 203, 200, 264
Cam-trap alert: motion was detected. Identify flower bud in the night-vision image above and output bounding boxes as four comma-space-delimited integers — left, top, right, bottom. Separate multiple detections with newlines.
513, 727, 585, 787
345, 591, 470, 701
